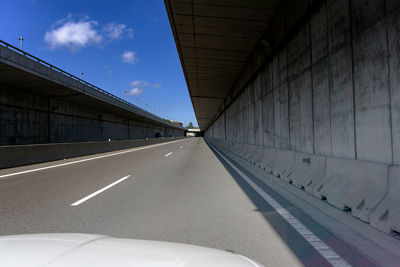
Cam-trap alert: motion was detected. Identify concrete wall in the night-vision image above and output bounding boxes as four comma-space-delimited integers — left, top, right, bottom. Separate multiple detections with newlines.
205, 0, 400, 237
0, 137, 185, 169
0, 85, 184, 145
206, 0, 400, 166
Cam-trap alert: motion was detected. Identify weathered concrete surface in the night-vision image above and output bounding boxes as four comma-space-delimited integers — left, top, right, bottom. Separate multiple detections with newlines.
388, 6, 400, 165
203, 0, 400, 237
353, 17, 391, 163
206, 0, 398, 165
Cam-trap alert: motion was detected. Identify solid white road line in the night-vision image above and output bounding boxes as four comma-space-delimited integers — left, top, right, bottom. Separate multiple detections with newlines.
164, 152, 173, 157
0, 139, 187, 179
71, 175, 131, 206
208, 142, 351, 267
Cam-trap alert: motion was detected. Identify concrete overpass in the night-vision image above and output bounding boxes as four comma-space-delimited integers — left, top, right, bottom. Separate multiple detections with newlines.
166, 0, 400, 243
185, 128, 203, 137
0, 40, 184, 146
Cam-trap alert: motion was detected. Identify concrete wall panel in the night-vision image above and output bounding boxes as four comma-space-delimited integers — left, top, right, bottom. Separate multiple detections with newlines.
388, 7, 400, 164
311, 2, 328, 64
329, 47, 355, 158
289, 78, 300, 151
279, 48, 288, 83
299, 69, 314, 153
280, 82, 290, 149
353, 20, 392, 163
273, 88, 281, 148
248, 105, 255, 144
387, 0, 400, 13
262, 93, 274, 147
254, 75, 261, 102
297, 26, 311, 72
261, 63, 273, 97
352, 0, 386, 34
312, 58, 332, 156
327, 0, 351, 52
254, 100, 263, 145
272, 56, 279, 89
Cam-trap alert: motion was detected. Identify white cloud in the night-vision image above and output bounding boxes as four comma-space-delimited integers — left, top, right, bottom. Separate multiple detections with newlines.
122, 51, 137, 64
125, 80, 149, 96
44, 15, 134, 50
153, 83, 162, 88
103, 23, 134, 40
125, 87, 143, 96
45, 17, 102, 50
130, 80, 149, 88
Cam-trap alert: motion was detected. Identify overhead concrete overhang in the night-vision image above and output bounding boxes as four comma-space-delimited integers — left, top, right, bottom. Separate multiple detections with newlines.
165, 0, 321, 130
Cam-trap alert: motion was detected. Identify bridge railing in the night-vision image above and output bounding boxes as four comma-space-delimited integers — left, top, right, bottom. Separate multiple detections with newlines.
0, 39, 182, 129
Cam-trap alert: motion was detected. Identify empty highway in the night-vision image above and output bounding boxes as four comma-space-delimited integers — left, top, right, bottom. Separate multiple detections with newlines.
0, 138, 375, 266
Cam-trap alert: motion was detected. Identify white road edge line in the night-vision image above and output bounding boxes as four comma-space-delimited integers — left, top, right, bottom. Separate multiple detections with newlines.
71, 175, 131, 206
164, 152, 173, 157
208, 142, 351, 267
0, 139, 187, 179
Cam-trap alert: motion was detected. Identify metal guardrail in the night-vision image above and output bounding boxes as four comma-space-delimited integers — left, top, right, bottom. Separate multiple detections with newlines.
0, 39, 182, 129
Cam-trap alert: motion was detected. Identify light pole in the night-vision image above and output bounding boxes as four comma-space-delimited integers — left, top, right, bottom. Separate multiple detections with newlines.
18, 36, 24, 50
80, 72, 84, 79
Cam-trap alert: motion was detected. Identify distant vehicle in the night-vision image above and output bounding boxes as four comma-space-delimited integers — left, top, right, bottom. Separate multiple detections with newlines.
155, 132, 163, 138
0, 233, 264, 267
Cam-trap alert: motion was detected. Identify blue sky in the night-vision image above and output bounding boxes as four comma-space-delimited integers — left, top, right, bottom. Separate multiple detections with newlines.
0, 0, 198, 127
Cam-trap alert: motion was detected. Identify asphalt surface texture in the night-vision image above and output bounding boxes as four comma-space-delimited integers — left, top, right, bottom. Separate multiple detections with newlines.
0, 137, 375, 266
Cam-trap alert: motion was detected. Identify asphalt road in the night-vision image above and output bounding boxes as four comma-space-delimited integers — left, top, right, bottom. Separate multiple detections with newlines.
0, 138, 374, 266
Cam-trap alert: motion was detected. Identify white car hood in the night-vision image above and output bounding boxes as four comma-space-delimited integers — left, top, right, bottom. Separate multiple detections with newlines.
0, 233, 262, 267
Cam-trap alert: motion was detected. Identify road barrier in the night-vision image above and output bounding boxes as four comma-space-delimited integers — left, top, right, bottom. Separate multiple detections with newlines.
222, 140, 232, 152
312, 157, 388, 223
237, 143, 247, 158
248, 146, 264, 167
283, 152, 327, 194
260, 147, 277, 172
242, 144, 254, 162
270, 150, 295, 179
370, 166, 400, 235
232, 142, 243, 156
0, 137, 186, 169
206, 137, 398, 237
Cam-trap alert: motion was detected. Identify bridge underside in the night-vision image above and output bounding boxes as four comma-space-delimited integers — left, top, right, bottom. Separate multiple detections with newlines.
165, 0, 318, 130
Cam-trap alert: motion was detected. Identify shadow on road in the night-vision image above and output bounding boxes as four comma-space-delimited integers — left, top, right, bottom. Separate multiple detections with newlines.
205, 141, 374, 267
